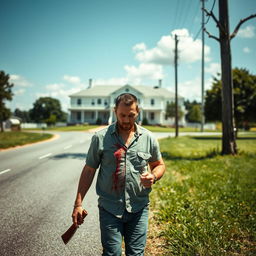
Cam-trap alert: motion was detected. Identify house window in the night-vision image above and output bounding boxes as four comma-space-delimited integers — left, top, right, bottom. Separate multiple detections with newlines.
104, 100, 108, 106
91, 99, 95, 105
77, 99, 81, 105
77, 112, 81, 121
125, 88, 129, 92
91, 112, 95, 119
97, 98, 102, 104
151, 99, 155, 105
150, 112, 155, 120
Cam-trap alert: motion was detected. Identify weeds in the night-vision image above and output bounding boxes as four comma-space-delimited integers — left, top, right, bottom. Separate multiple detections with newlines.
148, 135, 256, 255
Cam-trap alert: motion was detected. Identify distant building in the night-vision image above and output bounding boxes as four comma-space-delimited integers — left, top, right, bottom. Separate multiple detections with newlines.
4, 117, 21, 131
68, 83, 185, 126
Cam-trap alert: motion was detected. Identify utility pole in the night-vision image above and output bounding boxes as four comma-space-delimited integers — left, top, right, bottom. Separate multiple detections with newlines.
201, 0, 205, 132
174, 34, 179, 138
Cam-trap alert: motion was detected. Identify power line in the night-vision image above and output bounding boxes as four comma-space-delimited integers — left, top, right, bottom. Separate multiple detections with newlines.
193, 0, 216, 41
204, 0, 216, 25
194, 27, 202, 41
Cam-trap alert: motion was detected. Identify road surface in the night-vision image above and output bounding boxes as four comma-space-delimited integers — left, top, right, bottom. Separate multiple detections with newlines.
0, 131, 101, 256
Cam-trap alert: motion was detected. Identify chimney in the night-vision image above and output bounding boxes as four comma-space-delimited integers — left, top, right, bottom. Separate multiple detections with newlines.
158, 79, 162, 88
88, 78, 93, 89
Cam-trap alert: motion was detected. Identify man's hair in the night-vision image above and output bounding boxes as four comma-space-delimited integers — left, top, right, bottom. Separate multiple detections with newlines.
115, 93, 138, 110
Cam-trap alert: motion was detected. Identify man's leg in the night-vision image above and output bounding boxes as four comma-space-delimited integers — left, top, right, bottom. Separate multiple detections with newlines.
123, 206, 149, 256
99, 207, 123, 256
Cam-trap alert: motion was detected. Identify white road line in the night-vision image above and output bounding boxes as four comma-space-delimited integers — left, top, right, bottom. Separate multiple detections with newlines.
64, 145, 72, 150
0, 169, 11, 175
38, 153, 52, 160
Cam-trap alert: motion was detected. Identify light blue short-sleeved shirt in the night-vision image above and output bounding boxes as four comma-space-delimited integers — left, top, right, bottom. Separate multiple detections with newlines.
86, 122, 162, 217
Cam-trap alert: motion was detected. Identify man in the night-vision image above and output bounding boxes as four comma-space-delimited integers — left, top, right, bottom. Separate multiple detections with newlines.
72, 93, 165, 256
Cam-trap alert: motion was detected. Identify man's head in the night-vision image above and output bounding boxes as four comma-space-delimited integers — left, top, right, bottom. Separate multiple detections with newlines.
114, 93, 139, 131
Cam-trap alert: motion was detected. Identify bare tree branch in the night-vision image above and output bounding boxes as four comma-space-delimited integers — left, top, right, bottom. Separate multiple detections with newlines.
204, 28, 220, 42
202, 7, 225, 33
230, 14, 256, 40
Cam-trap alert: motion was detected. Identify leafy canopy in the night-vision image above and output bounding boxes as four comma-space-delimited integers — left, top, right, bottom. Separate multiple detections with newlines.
0, 71, 14, 131
205, 68, 256, 128
30, 97, 67, 125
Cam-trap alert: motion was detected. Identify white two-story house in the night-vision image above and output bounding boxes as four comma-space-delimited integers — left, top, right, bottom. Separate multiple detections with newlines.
68, 83, 185, 126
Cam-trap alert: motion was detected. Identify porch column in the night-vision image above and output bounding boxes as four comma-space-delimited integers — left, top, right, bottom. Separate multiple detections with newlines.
95, 110, 98, 122
140, 110, 143, 124
82, 111, 85, 123
108, 108, 113, 124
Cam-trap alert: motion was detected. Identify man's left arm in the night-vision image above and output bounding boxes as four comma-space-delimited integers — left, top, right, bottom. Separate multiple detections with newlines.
140, 158, 165, 188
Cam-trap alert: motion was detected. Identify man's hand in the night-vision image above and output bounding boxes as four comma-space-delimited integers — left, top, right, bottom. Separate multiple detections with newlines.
140, 172, 155, 188
72, 206, 84, 227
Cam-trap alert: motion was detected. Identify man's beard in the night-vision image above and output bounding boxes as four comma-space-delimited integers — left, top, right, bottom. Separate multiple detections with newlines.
118, 122, 133, 131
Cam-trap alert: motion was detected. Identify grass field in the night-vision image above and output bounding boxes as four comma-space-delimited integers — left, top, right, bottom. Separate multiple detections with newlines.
23, 124, 99, 132
0, 132, 53, 149
147, 134, 256, 255
143, 126, 221, 133
23, 124, 223, 133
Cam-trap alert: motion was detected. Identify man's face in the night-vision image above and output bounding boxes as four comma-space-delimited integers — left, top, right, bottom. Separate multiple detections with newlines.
115, 101, 139, 131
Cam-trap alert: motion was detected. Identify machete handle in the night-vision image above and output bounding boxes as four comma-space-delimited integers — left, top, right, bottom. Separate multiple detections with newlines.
61, 209, 88, 245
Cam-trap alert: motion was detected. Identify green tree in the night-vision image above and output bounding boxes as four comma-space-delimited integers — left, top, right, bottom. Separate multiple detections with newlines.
14, 108, 31, 123
166, 102, 184, 120
205, 68, 256, 130
184, 100, 202, 123
30, 97, 67, 125
0, 71, 14, 132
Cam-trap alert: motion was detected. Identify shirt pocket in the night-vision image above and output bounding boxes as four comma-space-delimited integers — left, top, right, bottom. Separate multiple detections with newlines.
130, 151, 152, 174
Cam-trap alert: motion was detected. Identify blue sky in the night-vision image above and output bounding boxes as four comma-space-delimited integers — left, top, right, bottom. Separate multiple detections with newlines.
1, 0, 255, 112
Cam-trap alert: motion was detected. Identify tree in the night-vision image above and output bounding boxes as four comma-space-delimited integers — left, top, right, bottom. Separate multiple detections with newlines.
184, 100, 202, 123
166, 102, 184, 121
205, 68, 256, 130
0, 71, 14, 132
203, 1, 256, 155
14, 108, 31, 123
30, 97, 67, 125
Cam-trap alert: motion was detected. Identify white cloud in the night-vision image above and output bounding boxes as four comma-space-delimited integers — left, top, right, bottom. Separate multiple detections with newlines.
93, 63, 164, 86
237, 25, 255, 38
125, 63, 164, 84
133, 29, 211, 66
205, 62, 221, 75
243, 47, 251, 53
169, 77, 213, 102
133, 43, 147, 51
14, 89, 25, 96
63, 75, 81, 84
10, 74, 32, 87
46, 83, 65, 91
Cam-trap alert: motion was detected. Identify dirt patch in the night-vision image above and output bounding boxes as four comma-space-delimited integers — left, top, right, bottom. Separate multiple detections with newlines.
145, 210, 167, 256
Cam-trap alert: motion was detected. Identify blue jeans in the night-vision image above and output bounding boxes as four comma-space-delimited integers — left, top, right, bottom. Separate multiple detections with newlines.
99, 206, 149, 256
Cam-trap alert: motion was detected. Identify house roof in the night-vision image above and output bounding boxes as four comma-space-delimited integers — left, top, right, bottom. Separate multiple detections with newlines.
69, 84, 183, 99
70, 85, 122, 97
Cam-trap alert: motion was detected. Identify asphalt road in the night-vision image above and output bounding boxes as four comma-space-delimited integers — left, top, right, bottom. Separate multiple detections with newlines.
0, 131, 102, 256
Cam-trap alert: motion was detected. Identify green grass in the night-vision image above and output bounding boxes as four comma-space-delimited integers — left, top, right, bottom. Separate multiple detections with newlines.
143, 126, 220, 133
23, 124, 100, 132
0, 132, 53, 149
149, 134, 256, 255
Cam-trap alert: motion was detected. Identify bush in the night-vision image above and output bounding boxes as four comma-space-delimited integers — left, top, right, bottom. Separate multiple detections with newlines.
142, 117, 149, 125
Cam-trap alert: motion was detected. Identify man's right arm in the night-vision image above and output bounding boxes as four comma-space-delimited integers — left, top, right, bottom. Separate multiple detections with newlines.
72, 164, 96, 227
